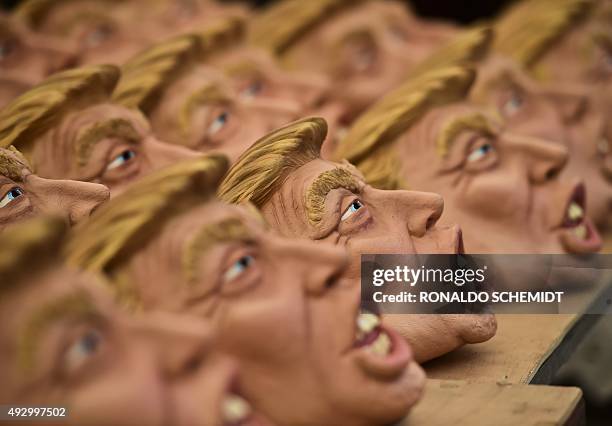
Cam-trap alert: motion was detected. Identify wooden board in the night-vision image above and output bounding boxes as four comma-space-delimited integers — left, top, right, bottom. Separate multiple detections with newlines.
424, 271, 612, 384
402, 380, 584, 426
424, 314, 578, 383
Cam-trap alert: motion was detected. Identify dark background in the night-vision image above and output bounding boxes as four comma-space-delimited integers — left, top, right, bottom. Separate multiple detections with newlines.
0, 0, 516, 24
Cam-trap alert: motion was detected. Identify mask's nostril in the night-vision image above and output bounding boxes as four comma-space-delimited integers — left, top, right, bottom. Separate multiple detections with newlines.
426, 216, 437, 231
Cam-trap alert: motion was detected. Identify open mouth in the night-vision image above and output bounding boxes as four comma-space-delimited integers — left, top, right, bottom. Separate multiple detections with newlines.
558, 183, 602, 253
354, 311, 392, 356
351, 309, 413, 379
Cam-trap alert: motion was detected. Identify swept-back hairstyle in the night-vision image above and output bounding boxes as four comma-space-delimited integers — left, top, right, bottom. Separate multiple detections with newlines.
334, 65, 476, 190
493, 0, 592, 68
218, 117, 327, 206
113, 18, 244, 114
65, 154, 228, 278
249, 0, 365, 56
0, 216, 67, 289
0, 64, 119, 157
15, 0, 125, 29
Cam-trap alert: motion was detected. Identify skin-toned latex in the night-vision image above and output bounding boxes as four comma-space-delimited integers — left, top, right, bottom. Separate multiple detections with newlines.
528, 15, 612, 229
472, 55, 612, 230
0, 148, 109, 232
124, 0, 250, 42
30, 103, 201, 196
0, 16, 76, 107
533, 15, 612, 106
391, 102, 602, 254
282, 1, 457, 120
259, 157, 496, 362
119, 201, 425, 425
210, 47, 350, 158
27, 0, 152, 66
0, 265, 273, 426
149, 67, 300, 163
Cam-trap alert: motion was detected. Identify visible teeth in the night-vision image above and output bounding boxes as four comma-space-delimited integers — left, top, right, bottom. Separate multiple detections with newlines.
357, 312, 380, 340
336, 126, 348, 141
369, 331, 392, 357
574, 224, 588, 239
222, 394, 252, 424
568, 202, 584, 221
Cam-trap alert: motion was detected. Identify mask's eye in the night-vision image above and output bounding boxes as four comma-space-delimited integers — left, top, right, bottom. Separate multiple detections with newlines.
240, 80, 264, 100
223, 255, 254, 282
64, 329, 102, 372
208, 111, 229, 136
83, 24, 113, 48
467, 142, 495, 163
341, 199, 363, 221
501, 91, 524, 117
341, 33, 378, 75
0, 38, 17, 62
389, 24, 409, 42
0, 187, 24, 208
106, 149, 136, 171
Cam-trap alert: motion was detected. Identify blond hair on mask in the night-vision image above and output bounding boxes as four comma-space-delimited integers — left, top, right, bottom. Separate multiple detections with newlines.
112, 34, 201, 113
113, 17, 244, 114
0, 64, 119, 156
493, 0, 592, 67
65, 154, 228, 276
0, 216, 67, 288
249, 0, 364, 55
334, 65, 476, 189
218, 117, 327, 206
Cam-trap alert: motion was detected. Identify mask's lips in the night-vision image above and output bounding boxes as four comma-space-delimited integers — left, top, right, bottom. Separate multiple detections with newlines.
556, 183, 602, 253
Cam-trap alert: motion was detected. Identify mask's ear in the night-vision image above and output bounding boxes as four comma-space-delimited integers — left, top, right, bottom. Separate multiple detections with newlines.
540, 84, 589, 124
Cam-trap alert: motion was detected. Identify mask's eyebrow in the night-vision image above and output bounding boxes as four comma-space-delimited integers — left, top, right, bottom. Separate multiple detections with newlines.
223, 60, 261, 79
178, 83, 233, 138
305, 167, 360, 227
75, 118, 140, 167
182, 216, 254, 285
0, 149, 30, 182
18, 290, 98, 375
436, 113, 497, 157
